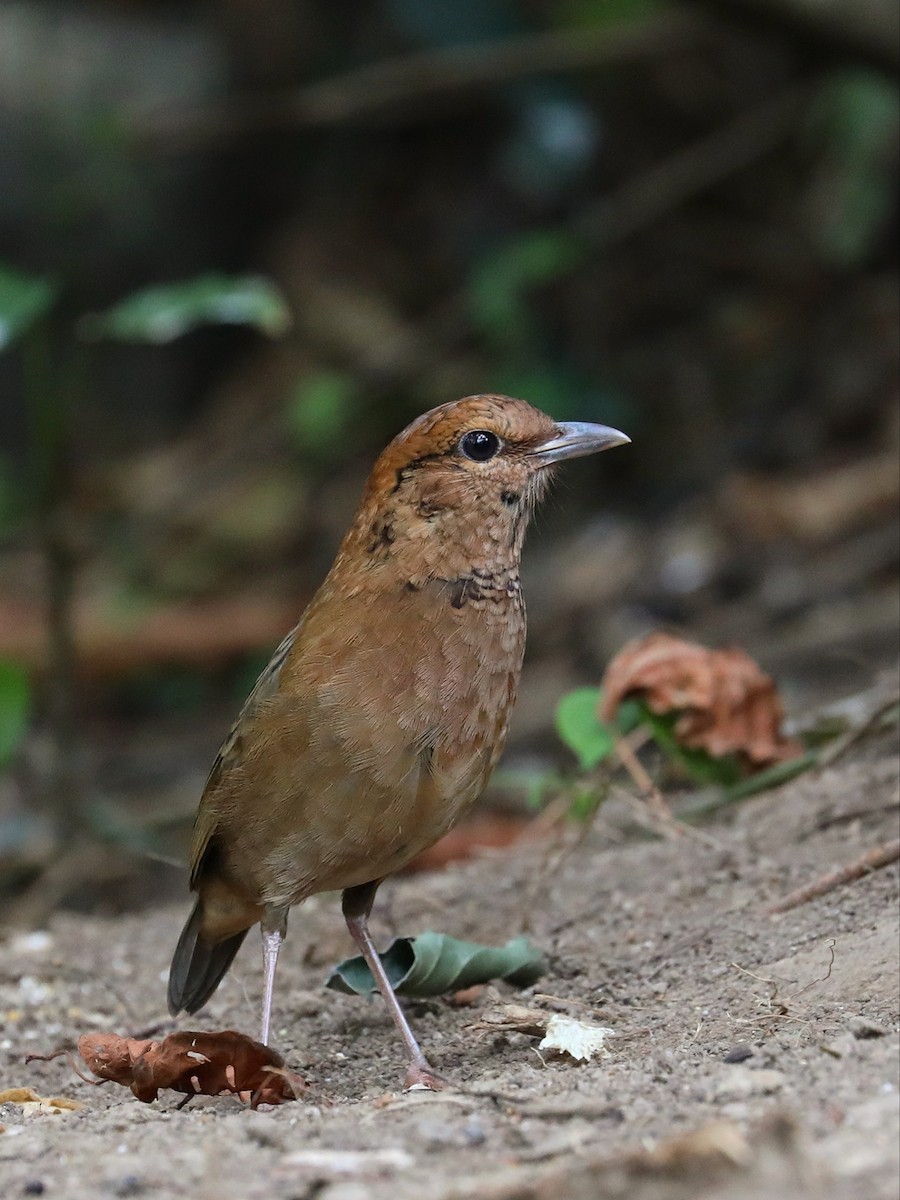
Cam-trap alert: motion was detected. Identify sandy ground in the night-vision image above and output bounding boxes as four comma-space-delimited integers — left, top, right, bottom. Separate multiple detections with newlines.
1, 729, 898, 1200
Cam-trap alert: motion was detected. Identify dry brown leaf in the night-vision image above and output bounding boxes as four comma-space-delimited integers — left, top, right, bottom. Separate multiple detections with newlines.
0, 1087, 82, 1114
0, 1087, 43, 1103
28, 1029, 304, 1109
469, 1003, 551, 1037
601, 632, 802, 769
640, 1119, 752, 1168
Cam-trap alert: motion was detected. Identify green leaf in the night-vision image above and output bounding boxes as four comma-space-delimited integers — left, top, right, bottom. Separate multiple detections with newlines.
556, 0, 664, 30
808, 71, 900, 267
679, 750, 819, 822
326, 932, 546, 998
286, 370, 356, 455
0, 661, 31, 770
470, 230, 581, 349
568, 786, 603, 821
0, 266, 58, 351
80, 274, 291, 343
613, 697, 646, 736
555, 687, 616, 770
633, 700, 742, 786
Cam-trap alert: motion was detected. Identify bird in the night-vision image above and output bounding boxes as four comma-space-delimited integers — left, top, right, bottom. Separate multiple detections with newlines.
167, 393, 629, 1088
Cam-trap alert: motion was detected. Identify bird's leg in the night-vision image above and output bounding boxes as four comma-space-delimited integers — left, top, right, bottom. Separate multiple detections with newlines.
259, 905, 289, 1046
342, 881, 446, 1091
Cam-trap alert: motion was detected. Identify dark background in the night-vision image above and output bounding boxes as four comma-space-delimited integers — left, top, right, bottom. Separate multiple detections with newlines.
0, 0, 897, 918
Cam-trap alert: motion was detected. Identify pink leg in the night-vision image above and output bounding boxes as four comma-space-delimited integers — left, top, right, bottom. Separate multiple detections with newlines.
342, 882, 446, 1090
259, 906, 288, 1046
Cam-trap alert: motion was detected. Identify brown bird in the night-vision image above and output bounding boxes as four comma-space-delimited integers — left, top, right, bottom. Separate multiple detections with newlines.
167, 394, 628, 1088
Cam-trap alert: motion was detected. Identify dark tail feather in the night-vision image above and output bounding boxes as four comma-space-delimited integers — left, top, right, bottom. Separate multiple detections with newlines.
167, 901, 249, 1015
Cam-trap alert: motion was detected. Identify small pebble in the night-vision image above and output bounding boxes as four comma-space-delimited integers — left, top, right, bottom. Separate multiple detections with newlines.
723, 1044, 754, 1064
114, 1176, 143, 1197
849, 1016, 889, 1040
462, 1119, 486, 1146
9, 932, 53, 956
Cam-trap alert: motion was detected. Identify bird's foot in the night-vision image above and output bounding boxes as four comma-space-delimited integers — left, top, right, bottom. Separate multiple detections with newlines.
403, 1059, 449, 1092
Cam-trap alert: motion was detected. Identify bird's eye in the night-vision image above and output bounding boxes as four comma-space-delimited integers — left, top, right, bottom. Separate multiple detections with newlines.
460, 430, 501, 462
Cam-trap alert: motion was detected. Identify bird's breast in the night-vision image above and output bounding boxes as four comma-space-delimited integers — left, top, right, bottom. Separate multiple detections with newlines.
251, 577, 526, 899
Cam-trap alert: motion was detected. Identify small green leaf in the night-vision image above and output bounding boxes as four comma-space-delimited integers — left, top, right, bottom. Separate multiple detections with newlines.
614, 697, 645, 735
0, 266, 58, 351
555, 687, 616, 770
470, 230, 581, 348
557, 0, 664, 30
0, 660, 31, 769
286, 370, 356, 454
633, 700, 742, 785
326, 932, 546, 997
491, 764, 565, 811
568, 786, 603, 821
680, 750, 820, 821
808, 71, 900, 267
80, 274, 291, 343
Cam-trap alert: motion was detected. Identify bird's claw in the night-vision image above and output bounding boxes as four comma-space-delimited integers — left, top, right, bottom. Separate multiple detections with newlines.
404, 1061, 449, 1092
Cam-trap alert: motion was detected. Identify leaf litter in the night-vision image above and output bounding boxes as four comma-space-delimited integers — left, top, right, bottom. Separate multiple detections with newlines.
26, 1029, 304, 1109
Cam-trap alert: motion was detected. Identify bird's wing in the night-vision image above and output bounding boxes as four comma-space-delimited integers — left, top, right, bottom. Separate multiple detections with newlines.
189, 625, 298, 885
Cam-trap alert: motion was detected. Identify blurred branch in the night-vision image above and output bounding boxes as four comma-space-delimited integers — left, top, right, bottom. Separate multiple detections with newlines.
0, 592, 299, 679
576, 82, 814, 247
24, 327, 83, 839
132, 14, 702, 150
693, 0, 900, 75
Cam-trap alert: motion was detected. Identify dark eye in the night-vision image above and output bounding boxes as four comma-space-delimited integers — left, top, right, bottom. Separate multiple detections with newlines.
460, 430, 501, 462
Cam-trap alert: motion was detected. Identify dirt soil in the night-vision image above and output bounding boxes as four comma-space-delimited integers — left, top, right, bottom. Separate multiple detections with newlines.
1, 729, 898, 1200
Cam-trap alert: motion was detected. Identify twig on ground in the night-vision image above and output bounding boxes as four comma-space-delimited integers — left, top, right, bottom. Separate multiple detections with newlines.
516, 768, 623, 934
765, 840, 900, 914
816, 692, 900, 768
614, 734, 681, 836
605, 725, 722, 846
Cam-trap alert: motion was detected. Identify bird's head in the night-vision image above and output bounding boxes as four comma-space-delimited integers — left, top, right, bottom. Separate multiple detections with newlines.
342, 394, 629, 580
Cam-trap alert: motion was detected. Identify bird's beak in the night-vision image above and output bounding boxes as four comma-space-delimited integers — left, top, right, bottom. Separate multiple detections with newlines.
530, 422, 631, 466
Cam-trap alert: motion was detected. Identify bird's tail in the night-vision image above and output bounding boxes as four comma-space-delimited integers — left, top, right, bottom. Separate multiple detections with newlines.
167, 900, 249, 1016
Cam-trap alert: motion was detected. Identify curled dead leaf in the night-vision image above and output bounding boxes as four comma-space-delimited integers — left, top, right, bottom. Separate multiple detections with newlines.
0, 1087, 42, 1103
469, 1003, 551, 1038
601, 633, 802, 769
0, 1086, 82, 1114
28, 1030, 304, 1109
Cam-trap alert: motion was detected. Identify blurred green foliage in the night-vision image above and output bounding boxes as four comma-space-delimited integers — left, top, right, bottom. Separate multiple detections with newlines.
0, 265, 58, 351
556, 0, 665, 29
286, 370, 357, 457
807, 70, 900, 266
556, 683, 742, 785
470, 230, 582, 352
0, 261, 292, 793
554, 686, 617, 770
0, 661, 31, 771
550, 678, 847, 828
80, 274, 291, 343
